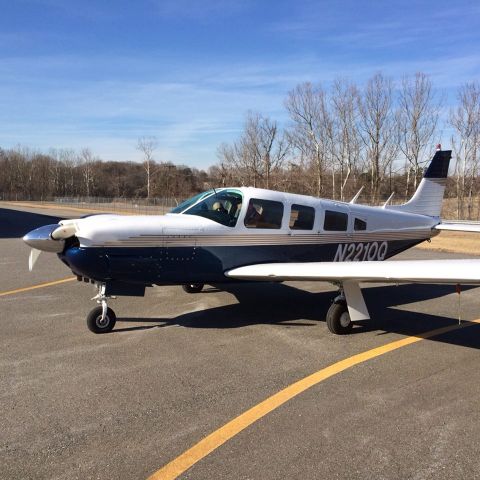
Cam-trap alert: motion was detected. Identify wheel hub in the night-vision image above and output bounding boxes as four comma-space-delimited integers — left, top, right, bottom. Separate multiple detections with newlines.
339, 311, 351, 328
96, 315, 109, 328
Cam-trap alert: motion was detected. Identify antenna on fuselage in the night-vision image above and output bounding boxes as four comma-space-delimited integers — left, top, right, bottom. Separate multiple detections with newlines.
349, 186, 364, 204
382, 192, 395, 208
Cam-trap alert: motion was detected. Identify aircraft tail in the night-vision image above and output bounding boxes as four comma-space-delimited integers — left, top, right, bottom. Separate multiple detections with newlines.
388, 148, 452, 217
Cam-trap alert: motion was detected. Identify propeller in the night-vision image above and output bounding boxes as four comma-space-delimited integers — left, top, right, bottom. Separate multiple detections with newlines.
23, 221, 79, 271
28, 248, 42, 272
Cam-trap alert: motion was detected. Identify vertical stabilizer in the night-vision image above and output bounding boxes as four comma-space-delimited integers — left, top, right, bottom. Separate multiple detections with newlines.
387, 149, 451, 217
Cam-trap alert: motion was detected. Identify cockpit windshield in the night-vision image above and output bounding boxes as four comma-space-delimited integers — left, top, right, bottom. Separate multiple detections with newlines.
170, 190, 214, 214
171, 189, 243, 227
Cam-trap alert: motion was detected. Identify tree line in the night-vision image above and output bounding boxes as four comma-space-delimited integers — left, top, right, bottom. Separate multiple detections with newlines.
1, 72, 479, 218
0, 146, 208, 202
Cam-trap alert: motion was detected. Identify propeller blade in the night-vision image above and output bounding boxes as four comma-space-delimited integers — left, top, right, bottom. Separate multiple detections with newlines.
29, 248, 42, 272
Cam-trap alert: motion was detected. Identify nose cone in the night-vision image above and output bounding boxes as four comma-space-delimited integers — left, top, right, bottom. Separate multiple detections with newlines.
23, 224, 65, 253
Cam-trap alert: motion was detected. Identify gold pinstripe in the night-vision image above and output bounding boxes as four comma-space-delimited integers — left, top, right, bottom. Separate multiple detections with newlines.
89, 229, 433, 248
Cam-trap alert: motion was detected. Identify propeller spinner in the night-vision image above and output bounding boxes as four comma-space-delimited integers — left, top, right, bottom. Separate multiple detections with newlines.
23, 224, 70, 271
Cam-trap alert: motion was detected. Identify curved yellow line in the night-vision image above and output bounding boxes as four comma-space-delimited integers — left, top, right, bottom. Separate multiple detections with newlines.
147, 319, 480, 480
0, 277, 76, 297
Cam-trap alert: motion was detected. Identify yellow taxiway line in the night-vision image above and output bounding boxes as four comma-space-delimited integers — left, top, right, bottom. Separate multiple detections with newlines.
0, 277, 76, 297
147, 318, 480, 480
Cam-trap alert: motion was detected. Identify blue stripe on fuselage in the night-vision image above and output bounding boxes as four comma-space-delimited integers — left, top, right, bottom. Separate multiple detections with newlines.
59, 239, 425, 287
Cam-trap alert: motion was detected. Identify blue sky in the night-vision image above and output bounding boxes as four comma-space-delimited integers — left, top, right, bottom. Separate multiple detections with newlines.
1, 0, 479, 169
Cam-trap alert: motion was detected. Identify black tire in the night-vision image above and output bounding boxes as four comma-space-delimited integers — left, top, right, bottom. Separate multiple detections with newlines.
182, 283, 204, 294
86, 306, 116, 334
326, 302, 353, 335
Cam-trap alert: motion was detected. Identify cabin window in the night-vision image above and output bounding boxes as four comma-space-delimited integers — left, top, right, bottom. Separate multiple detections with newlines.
354, 218, 367, 231
180, 189, 243, 227
324, 210, 348, 231
289, 204, 315, 230
244, 198, 284, 229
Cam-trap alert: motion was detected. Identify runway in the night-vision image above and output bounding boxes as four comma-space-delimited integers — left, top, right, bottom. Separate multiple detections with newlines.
1, 203, 480, 479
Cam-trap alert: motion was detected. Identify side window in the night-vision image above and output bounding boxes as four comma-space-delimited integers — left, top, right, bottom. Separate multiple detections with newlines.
324, 210, 348, 231
290, 204, 315, 230
244, 198, 284, 229
354, 218, 367, 231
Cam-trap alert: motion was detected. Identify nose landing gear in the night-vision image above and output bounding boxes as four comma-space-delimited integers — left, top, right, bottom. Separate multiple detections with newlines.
87, 283, 117, 334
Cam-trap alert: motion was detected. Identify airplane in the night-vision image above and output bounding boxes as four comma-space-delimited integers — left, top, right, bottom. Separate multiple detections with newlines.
23, 146, 480, 335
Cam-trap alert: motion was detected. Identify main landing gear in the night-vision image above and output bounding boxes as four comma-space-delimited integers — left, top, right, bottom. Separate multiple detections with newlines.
326, 293, 352, 335
86, 283, 116, 334
325, 282, 370, 335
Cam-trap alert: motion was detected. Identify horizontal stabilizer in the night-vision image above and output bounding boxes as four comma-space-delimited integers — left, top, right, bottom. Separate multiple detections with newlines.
435, 221, 480, 233
226, 259, 480, 284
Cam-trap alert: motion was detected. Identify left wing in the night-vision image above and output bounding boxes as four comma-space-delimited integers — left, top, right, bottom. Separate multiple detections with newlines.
226, 259, 480, 284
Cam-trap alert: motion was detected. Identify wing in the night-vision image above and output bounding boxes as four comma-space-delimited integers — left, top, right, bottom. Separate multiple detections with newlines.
435, 221, 480, 233
226, 259, 480, 284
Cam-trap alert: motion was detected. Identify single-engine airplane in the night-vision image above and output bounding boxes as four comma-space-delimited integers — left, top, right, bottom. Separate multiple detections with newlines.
23, 147, 480, 334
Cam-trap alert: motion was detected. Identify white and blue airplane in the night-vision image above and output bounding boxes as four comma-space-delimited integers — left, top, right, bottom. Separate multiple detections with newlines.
23, 148, 480, 334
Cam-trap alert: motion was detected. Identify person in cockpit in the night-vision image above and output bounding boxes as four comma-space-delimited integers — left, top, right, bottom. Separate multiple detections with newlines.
212, 201, 228, 214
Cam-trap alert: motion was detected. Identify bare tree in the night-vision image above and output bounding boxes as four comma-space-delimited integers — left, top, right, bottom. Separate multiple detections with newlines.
397, 72, 440, 195
451, 82, 480, 219
217, 112, 288, 189
216, 142, 239, 183
79, 148, 96, 197
358, 73, 398, 203
137, 136, 158, 198
285, 82, 331, 196
256, 114, 289, 189
330, 78, 362, 200
239, 112, 264, 187
61, 149, 79, 196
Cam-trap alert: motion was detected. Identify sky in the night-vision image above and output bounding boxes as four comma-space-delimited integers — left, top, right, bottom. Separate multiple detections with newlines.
1, 0, 479, 169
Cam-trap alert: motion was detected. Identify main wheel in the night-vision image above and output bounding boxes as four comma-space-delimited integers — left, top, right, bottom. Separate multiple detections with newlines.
87, 306, 116, 334
182, 283, 204, 293
326, 302, 353, 335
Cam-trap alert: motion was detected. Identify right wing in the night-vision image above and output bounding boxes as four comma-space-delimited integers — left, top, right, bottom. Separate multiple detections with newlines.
226, 259, 480, 284
435, 221, 480, 233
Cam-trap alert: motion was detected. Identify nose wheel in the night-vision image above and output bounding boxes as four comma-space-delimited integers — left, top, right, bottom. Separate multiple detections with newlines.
87, 283, 117, 333
86, 306, 117, 334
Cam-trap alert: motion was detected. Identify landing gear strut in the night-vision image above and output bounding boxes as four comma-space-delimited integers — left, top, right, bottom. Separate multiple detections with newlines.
326, 297, 352, 335
87, 283, 116, 334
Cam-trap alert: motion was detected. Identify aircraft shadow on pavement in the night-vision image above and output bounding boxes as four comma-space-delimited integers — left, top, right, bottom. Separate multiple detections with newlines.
0, 208, 63, 239
115, 282, 480, 349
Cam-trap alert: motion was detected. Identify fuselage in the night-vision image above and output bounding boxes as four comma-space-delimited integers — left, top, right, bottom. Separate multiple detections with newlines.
57, 187, 439, 287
